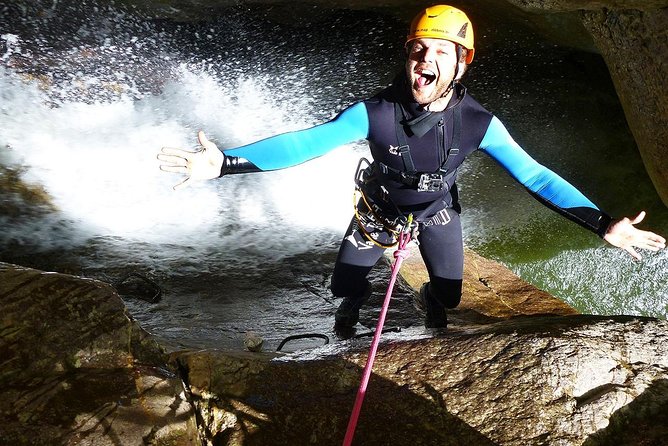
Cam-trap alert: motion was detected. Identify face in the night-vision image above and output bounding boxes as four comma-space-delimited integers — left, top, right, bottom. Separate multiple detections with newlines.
405, 38, 459, 105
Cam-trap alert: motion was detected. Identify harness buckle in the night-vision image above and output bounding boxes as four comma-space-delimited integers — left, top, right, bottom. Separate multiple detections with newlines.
417, 173, 445, 192
421, 208, 452, 227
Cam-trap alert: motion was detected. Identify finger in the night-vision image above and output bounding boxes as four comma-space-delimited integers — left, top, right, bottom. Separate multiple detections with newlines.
651, 233, 667, 246
157, 153, 188, 165
197, 130, 218, 151
197, 130, 208, 146
632, 229, 666, 247
159, 164, 189, 174
161, 147, 196, 156
634, 237, 666, 251
630, 211, 646, 226
173, 176, 191, 191
624, 245, 642, 261
642, 231, 666, 247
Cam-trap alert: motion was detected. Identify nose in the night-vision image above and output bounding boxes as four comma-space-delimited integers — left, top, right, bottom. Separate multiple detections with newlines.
421, 46, 437, 63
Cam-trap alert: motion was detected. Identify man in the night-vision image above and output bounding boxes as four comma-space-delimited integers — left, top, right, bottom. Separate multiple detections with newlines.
158, 5, 665, 330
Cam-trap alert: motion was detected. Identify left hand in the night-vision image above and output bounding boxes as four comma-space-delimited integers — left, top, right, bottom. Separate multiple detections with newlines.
603, 211, 666, 260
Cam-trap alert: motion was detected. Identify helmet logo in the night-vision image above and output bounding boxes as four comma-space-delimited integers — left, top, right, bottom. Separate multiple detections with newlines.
457, 23, 468, 39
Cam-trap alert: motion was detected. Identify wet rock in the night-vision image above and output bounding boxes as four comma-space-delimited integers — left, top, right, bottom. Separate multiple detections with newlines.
2, 254, 664, 445
396, 246, 578, 323
244, 331, 264, 352
0, 262, 198, 446
498, 0, 668, 205
113, 271, 163, 303
0, 165, 55, 221
580, 7, 668, 207
174, 315, 668, 446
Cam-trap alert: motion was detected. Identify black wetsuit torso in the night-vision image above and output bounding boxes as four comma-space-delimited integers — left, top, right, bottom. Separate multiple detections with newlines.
364, 81, 491, 216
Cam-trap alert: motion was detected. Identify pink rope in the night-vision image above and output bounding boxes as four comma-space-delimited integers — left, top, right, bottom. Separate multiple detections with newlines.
342, 230, 412, 446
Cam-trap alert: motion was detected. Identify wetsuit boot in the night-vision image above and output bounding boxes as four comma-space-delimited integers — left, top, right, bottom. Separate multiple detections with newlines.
413, 282, 448, 328
334, 285, 372, 329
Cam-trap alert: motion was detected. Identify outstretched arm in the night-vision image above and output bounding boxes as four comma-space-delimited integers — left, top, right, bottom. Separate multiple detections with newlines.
157, 102, 369, 189
480, 116, 665, 260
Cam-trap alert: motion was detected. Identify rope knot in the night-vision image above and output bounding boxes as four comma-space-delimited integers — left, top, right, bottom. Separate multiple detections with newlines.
393, 247, 410, 261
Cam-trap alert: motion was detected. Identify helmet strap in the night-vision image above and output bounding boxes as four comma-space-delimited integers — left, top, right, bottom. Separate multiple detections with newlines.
439, 45, 463, 101
452, 44, 463, 82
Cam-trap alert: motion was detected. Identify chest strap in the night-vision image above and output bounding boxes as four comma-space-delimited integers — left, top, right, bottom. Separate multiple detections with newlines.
378, 102, 462, 192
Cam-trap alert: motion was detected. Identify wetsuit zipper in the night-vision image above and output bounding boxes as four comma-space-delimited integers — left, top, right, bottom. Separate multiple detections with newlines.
437, 117, 445, 168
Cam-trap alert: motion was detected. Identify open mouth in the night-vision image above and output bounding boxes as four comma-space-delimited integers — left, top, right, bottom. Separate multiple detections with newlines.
415, 68, 436, 88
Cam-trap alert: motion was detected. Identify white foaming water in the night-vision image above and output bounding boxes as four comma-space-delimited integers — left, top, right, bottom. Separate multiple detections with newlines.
0, 62, 361, 255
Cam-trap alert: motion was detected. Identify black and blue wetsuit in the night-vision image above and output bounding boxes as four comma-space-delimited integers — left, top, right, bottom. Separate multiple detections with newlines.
221, 80, 612, 307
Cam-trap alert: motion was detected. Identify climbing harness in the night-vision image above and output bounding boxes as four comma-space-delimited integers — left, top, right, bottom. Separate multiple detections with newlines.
376, 98, 463, 194
342, 215, 416, 446
353, 157, 407, 249
352, 86, 465, 250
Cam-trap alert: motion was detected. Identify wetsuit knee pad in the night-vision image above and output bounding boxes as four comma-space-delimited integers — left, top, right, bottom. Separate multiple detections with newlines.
330, 265, 371, 298
427, 278, 462, 309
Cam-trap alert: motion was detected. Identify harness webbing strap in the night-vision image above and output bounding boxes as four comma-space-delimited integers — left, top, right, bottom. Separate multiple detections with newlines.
398, 145, 415, 173
378, 102, 462, 191
449, 103, 462, 162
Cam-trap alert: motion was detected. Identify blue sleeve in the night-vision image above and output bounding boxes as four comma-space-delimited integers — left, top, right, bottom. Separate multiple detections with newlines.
222, 102, 369, 171
479, 116, 611, 236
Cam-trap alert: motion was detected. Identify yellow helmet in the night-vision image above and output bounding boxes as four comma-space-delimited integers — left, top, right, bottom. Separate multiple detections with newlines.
406, 5, 475, 64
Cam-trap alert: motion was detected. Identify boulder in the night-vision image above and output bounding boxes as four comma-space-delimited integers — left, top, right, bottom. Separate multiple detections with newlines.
395, 246, 578, 322
580, 7, 668, 207
2, 252, 665, 446
0, 263, 198, 446
174, 315, 668, 445
497, 0, 668, 206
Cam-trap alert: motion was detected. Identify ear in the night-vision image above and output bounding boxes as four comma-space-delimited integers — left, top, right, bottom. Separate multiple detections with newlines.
455, 62, 467, 80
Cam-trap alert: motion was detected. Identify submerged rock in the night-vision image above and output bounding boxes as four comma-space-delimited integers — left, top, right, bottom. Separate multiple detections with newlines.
0, 263, 197, 446
244, 331, 264, 352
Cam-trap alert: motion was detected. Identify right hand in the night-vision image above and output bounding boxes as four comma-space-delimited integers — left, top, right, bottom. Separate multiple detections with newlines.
158, 131, 225, 190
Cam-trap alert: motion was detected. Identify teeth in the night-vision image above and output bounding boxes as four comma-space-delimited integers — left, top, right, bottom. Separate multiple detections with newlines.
417, 69, 435, 77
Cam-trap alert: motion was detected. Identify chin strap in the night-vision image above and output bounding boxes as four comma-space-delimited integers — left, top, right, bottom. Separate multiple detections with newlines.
219, 155, 261, 176
428, 45, 463, 109
446, 45, 463, 96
